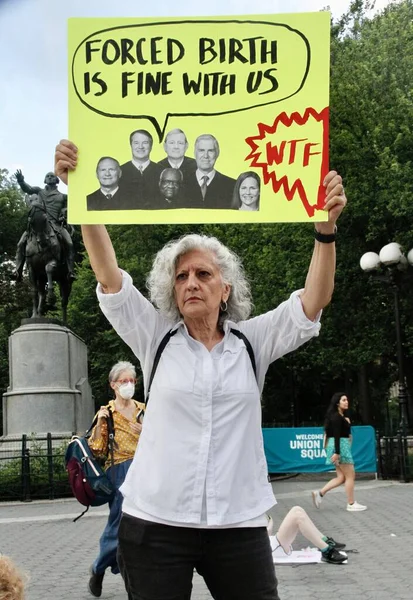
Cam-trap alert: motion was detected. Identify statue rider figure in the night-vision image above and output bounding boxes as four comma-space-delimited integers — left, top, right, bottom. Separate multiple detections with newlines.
12, 170, 76, 281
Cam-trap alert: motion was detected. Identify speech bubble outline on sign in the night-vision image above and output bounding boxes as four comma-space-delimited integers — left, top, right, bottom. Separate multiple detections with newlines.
71, 19, 311, 142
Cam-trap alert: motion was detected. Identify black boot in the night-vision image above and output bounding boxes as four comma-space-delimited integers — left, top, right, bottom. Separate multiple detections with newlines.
324, 536, 346, 550
88, 566, 104, 597
321, 546, 347, 564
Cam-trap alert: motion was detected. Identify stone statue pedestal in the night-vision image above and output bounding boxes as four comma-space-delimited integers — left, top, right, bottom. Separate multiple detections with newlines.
1, 319, 94, 440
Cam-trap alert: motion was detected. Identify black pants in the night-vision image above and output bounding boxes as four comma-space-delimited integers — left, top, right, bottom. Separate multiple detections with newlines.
117, 514, 280, 600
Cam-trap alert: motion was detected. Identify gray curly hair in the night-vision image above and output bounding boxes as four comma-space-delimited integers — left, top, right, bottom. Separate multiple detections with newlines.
108, 361, 136, 383
147, 234, 252, 323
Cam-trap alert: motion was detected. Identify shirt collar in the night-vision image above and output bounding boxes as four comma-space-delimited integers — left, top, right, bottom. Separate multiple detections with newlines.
168, 158, 184, 168
132, 159, 150, 171
100, 186, 119, 196
196, 169, 216, 184
174, 318, 236, 345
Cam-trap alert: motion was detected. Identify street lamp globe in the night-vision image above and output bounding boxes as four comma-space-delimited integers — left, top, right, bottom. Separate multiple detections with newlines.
379, 242, 403, 265
360, 252, 381, 272
407, 248, 413, 266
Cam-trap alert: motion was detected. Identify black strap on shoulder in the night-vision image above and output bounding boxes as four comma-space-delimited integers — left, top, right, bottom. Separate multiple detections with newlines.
144, 327, 257, 412
106, 409, 116, 473
85, 415, 98, 438
230, 328, 257, 381
85, 405, 115, 439
145, 329, 178, 407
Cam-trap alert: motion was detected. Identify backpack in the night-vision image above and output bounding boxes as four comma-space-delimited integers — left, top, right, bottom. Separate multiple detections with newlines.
65, 406, 117, 522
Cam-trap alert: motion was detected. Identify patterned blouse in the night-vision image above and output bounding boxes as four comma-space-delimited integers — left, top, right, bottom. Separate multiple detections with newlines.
88, 399, 145, 469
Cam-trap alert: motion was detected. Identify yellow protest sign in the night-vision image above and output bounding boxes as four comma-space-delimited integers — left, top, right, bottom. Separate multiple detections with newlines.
68, 13, 330, 224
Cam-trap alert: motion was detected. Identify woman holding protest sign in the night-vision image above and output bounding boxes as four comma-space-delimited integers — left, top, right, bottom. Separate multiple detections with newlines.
55, 138, 346, 600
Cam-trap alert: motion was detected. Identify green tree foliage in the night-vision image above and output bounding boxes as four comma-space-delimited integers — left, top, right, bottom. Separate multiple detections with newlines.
0, 171, 31, 418
0, 169, 27, 258
327, 0, 413, 424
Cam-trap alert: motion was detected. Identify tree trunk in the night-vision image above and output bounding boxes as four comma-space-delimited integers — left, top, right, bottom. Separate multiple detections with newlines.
358, 363, 372, 424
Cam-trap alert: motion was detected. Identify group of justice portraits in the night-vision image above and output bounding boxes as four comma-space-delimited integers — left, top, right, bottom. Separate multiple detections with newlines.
86, 128, 261, 213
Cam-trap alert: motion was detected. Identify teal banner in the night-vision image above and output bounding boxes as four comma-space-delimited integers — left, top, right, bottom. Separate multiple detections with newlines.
262, 426, 376, 473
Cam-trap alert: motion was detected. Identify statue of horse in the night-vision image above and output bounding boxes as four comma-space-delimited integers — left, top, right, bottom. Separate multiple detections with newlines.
25, 196, 72, 323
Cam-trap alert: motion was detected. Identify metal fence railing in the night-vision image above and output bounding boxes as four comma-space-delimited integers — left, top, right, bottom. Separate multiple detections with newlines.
0, 433, 73, 502
1, 430, 411, 503
376, 433, 412, 483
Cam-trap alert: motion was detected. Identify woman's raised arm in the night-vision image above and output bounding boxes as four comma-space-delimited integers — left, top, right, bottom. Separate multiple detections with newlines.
54, 139, 122, 293
300, 170, 347, 321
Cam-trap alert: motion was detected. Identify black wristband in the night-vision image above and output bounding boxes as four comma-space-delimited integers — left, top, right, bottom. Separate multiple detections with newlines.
314, 226, 337, 243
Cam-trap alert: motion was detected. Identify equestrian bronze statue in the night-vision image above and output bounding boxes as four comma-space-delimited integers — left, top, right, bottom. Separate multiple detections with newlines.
13, 170, 75, 322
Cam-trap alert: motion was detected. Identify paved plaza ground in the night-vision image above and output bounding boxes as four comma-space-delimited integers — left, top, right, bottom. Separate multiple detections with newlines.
1, 475, 412, 599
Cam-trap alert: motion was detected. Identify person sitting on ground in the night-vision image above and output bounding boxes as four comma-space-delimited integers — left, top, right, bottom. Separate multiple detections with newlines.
0, 554, 26, 600
267, 506, 347, 564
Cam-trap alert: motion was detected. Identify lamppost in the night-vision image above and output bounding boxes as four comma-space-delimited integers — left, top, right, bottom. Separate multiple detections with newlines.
360, 243, 413, 481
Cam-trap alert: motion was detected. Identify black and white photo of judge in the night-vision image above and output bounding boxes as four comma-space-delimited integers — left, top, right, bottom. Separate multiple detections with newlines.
153, 168, 185, 209
119, 129, 163, 208
233, 171, 261, 211
184, 134, 236, 209
87, 157, 129, 211
157, 128, 197, 179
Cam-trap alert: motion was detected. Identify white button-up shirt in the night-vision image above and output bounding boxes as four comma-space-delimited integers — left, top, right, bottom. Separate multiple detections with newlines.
97, 271, 321, 527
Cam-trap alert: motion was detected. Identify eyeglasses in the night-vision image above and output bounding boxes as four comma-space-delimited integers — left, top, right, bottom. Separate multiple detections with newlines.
117, 378, 136, 385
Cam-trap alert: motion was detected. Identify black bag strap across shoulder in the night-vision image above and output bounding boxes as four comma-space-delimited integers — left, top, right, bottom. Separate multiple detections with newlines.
229, 328, 257, 380
144, 327, 257, 409
145, 329, 178, 406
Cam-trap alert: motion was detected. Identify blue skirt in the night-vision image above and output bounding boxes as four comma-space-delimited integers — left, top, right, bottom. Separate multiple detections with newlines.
325, 438, 354, 465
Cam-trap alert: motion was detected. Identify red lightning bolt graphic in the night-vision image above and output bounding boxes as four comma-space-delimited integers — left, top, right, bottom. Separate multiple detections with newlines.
246, 107, 329, 217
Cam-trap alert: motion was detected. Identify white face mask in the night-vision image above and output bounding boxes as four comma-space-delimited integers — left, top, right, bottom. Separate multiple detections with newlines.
118, 382, 135, 400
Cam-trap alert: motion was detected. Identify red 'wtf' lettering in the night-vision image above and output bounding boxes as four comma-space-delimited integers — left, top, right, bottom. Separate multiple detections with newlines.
266, 139, 321, 167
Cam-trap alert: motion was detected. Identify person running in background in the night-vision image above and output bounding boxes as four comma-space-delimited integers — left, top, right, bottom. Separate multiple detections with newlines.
312, 392, 367, 512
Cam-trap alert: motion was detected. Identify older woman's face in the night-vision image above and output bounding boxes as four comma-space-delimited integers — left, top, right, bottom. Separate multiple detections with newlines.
174, 249, 230, 321
110, 369, 136, 393
239, 177, 259, 206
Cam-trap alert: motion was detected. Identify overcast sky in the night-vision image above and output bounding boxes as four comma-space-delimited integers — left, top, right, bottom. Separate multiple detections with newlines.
0, 0, 393, 187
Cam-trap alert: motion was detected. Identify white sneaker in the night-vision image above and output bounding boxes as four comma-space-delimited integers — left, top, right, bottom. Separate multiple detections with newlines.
312, 490, 323, 509
270, 535, 293, 558
346, 501, 367, 511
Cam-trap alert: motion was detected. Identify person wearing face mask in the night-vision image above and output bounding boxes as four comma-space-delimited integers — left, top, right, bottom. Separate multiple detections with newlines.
87, 361, 144, 598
